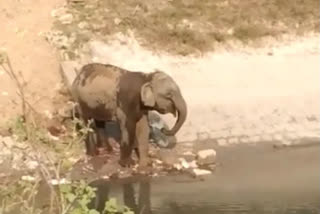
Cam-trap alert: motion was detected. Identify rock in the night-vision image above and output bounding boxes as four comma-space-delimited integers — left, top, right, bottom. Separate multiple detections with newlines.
173, 163, 183, 171
114, 18, 122, 25
261, 134, 273, 142
196, 149, 217, 166
228, 137, 239, 144
273, 133, 283, 141
78, 21, 89, 29
1, 136, 14, 148
217, 139, 227, 146
58, 13, 73, 24
188, 160, 198, 169
181, 151, 196, 162
240, 137, 250, 143
191, 168, 212, 177
25, 160, 39, 170
21, 175, 36, 182
49, 178, 71, 185
197, 132, 210, 141
249, 135, 261, 143
51, 7, 67, 18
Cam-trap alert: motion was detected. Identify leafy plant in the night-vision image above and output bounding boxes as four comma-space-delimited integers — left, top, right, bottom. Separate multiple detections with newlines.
59, 180, 99, 214
103, 198, 134, 214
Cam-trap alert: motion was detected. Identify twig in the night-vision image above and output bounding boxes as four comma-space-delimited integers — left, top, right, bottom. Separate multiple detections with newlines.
0, 55, 29, 137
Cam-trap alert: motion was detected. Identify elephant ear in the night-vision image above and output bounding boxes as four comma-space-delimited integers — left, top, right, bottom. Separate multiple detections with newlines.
141, 82, 155, 107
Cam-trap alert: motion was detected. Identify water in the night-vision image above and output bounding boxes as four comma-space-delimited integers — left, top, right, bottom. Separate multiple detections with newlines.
88, 143, 320, 214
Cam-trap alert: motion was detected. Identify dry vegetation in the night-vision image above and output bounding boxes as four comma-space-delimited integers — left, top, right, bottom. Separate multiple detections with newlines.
54, 0, 320, 56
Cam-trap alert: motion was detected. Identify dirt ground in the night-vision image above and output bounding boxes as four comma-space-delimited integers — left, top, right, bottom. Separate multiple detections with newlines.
0, 0, 65, 126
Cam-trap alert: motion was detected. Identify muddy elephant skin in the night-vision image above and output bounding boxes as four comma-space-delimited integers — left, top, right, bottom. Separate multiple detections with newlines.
71, 63, 187, 167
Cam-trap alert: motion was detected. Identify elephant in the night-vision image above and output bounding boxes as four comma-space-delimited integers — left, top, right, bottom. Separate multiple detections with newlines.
71, 63, 187, 167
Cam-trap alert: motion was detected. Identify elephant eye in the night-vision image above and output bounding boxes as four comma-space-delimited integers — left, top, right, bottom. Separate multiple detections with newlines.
166, 93, 172, 99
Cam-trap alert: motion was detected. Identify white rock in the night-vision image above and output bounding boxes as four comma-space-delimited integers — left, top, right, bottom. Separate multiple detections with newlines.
58, 13, 73, 24
196, 149, 217, 165
114, 18, 122, 25
191, 168, 212, 177
50, 178, 71, 185
155, 159, 163, 164
101, 175, 110, 180
173, 163, 182, 171
47, 132, 60, 141
188, 160, 198, 169
228, 137, 239, 144
21, 175, 36, 182
44, 110, 53, 119
179, 158, 189, 169
51, 7, 66, 17
182, 151, 195, 156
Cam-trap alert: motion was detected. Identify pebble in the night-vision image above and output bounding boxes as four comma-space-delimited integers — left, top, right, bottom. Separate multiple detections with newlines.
228, 137, 239, 144
217, 139, 227, 146
273, 133, 284, 141
191, 168, 212, 177
50, 178, 71, 185
26, 160, 39, 170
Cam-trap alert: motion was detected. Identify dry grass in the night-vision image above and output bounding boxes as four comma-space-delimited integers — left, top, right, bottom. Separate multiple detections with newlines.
55, 0, 319, 55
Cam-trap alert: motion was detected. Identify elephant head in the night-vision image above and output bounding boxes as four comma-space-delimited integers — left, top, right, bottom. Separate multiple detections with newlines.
140, 70, 187, 136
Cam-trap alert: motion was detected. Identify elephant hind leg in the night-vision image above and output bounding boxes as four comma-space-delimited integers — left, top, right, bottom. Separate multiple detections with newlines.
83, 118, 98, 156
95, 119, 113, 152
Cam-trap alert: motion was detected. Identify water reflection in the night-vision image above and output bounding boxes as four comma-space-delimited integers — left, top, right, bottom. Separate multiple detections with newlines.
86, 144, 320, 214
88, 177, 319, 214
88, 178, 152, 214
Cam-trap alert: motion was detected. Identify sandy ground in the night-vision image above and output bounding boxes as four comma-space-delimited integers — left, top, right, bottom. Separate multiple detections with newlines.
0, 0, 64, 126
83, 34, 320, 143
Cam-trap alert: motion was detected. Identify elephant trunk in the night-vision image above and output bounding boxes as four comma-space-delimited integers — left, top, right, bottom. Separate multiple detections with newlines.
162, 94, 187, 136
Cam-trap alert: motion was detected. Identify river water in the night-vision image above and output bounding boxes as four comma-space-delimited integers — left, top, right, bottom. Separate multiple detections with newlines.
88, 143, 320, 214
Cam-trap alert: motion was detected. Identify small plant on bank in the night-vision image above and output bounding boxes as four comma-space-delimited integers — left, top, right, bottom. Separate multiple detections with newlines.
59, 180, 99, 214
103, 198, 134, 214
1, 179, 133, 214
0, 179, 42, 214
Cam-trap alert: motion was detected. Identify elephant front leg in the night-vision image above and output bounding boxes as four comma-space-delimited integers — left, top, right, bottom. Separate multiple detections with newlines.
117, 109, 136, 167
135, 115, 150, 169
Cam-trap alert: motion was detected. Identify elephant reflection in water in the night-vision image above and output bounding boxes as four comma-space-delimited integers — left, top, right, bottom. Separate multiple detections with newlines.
88, 179, 152, 214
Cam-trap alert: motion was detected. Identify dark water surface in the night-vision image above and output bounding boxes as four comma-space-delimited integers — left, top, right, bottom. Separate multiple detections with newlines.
88, 143, 320, 214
